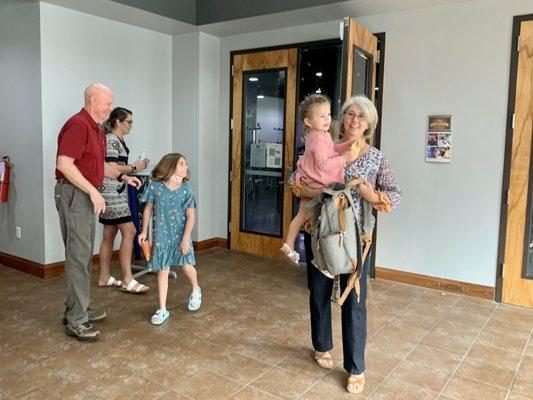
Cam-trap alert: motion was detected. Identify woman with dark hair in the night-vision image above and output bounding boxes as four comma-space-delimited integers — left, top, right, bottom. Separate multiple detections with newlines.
98, 107, 150, 293
292, 95, 402, 394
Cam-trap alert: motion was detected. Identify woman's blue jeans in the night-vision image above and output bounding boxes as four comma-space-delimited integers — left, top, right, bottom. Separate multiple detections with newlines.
304, 232, 368, 375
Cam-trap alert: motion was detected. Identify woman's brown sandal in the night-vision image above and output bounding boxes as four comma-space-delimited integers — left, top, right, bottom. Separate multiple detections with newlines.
346, 373, 365, 394
314, 351, 334, 370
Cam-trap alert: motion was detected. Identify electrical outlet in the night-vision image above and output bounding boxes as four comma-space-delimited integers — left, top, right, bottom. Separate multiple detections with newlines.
16, 226, 21, 239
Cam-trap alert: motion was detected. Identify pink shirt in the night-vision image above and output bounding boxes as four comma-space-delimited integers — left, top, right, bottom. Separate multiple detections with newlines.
295, 131, 344, 189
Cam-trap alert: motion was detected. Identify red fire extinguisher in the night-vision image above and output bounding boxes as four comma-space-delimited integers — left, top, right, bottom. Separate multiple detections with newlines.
0, 156, 11, 203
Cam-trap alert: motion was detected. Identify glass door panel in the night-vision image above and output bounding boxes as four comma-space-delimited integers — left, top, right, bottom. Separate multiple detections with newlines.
352, 47, 373, 98
241, 69, 286, 236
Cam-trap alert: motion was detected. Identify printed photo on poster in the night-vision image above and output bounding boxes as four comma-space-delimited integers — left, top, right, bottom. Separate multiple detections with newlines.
428, 115, 452, 132
426, 132, 452, 163
427, 133, 438, 146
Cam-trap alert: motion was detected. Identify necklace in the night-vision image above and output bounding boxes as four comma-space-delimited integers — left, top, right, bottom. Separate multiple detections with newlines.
169, 174, 182, 184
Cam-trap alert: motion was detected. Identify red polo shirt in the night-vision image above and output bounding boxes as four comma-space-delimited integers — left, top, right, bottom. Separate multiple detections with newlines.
55, 108, 106, 188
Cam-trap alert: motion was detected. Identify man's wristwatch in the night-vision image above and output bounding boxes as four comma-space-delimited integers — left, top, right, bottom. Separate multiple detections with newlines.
131, 164, 136, 171
117, 173, 124, 182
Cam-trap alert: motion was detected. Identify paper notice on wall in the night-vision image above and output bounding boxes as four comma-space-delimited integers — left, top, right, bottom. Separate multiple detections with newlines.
0, 162, 4, 181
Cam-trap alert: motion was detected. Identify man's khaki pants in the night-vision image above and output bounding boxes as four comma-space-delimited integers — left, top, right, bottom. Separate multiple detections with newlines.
55, 182, 95, 325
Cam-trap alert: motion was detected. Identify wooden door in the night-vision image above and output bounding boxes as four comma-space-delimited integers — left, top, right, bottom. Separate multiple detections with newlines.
230, 49, 297, 259
341, 17, 379, 104
502, 18, 533, 307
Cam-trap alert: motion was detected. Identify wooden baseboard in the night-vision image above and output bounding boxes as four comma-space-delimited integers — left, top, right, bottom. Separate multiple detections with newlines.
375, 266, 495, 300
193, 237, 228, 251
0, 250, 120, 279
1, 237, 228, 279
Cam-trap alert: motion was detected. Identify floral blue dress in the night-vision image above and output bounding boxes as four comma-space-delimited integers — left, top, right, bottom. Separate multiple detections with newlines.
139, 180, 197, 271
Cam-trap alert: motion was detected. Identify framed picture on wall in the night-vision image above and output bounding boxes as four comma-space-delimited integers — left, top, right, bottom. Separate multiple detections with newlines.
426, 132, 452, 163
427, 115, 452, 132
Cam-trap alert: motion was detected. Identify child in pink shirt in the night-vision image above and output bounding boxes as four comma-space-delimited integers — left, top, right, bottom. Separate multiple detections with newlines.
281, 94, 354, 265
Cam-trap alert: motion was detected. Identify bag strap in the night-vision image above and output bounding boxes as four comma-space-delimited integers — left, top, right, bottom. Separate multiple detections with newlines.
345, 177, 375, 242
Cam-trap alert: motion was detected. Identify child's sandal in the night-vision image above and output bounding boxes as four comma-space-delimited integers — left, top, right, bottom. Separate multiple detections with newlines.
346, 373, 365, 394
150, 309, 169, 325
188, 288, 202, 311
280, 243, 300, 266
314, 351, 333, 370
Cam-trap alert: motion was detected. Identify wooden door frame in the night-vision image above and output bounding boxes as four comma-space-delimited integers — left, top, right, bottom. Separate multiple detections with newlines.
227, 34, 387, 263
496, 13, 533, 302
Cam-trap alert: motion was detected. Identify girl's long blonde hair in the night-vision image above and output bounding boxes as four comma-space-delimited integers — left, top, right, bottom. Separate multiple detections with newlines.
150, 153, 190, 182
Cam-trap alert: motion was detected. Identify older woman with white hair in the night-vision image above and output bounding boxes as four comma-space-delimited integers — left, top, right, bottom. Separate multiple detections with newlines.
293, 95, 402, 394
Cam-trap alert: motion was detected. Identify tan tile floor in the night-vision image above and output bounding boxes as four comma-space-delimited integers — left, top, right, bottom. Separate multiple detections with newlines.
1, 248, 533, 399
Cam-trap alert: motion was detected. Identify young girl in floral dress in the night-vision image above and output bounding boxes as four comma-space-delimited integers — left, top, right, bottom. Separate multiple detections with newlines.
139, 153, 202, 325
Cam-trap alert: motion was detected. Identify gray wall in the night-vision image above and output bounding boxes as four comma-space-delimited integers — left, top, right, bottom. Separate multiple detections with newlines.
197, 0, 342, 25
0, 0, 45, 263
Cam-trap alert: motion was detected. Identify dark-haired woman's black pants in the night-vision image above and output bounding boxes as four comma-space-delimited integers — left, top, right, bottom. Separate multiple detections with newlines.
304, 232, 368, 375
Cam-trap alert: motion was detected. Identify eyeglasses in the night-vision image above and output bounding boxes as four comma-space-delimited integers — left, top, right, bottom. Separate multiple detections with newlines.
123, 120, 133, 125
344, 112, 366, 121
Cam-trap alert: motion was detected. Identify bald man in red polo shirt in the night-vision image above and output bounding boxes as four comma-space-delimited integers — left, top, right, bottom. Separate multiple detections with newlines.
55, 83, 140, 341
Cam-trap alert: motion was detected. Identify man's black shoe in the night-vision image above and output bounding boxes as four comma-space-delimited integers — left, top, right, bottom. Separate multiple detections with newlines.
65, 322, 100, 341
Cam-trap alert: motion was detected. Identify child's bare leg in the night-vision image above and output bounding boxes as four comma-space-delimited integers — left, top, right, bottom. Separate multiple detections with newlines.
183, 264, 202, 311
181, 264, 200, 292
157, 268, 170, 311
285, 198, 308, 250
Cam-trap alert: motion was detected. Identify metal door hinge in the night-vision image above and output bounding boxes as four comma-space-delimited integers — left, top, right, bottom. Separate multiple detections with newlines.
228, 223, 231, 233
501, 263, 505, 278
231, 64, 234, 76
230, 118, 234, 130
517, 35, 520, 52
506, 189, 511, 205
511, 113, 515, 129
376, 50, 381, 63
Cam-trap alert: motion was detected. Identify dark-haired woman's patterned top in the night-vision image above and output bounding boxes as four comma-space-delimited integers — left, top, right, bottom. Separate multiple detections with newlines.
99, 133, 132, 225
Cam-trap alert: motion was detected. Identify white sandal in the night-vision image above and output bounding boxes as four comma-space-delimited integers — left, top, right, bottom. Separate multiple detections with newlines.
120, 279, 149, 293
188, 288, 202, 311
98, 276, 122, 287
280, 243, 300, 266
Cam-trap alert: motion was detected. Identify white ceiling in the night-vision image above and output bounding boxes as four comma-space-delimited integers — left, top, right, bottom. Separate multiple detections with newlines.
42, 0, 472, 37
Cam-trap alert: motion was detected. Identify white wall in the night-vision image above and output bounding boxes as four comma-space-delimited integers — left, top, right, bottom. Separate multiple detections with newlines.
40, 2, 172, 263
172, 32, 200, 239
198, 32, 221, 240
0, 0, 45, 264
172, 31, 221, 241
217, 0, 533, 286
